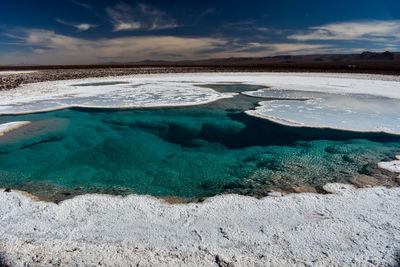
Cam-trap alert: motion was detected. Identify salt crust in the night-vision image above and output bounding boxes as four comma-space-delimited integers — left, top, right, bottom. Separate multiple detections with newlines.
0, 183, 399, 266
0, 72, 399, 115
378, 156, 400, 173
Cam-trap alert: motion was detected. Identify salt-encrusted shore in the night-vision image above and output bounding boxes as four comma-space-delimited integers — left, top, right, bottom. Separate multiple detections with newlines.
0, 183, 399, 266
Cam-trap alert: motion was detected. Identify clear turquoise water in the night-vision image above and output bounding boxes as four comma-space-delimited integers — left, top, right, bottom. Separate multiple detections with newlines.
0, 84, 399, 202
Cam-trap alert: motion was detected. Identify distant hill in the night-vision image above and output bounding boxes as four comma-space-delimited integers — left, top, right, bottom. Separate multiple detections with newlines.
1, 51, 399, 74
126, 51, 400, 67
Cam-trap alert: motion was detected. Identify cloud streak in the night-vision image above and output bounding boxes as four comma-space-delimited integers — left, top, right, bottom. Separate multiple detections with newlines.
55, 18, 97, 31
106, 3, 178, 32
69, 0, 92, 9
210, 42, 332, 58
288, 20, 400, 41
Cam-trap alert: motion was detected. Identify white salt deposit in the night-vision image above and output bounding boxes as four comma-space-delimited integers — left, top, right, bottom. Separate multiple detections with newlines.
1, 184, 399, 266
378, 156, 400, 173
0, 76, 238, 114
0, 72, 399, 134
241, 77, 400, 134
0, 121, 30, 136
246, 93, 400, 134
0, 70, 37, 75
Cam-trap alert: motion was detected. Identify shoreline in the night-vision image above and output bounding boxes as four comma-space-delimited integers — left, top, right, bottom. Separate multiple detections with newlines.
2, 159, 399, 204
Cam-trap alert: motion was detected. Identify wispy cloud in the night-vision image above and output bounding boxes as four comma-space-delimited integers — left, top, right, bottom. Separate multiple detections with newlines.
74, 23, 96, 31
0, 29, 225, 64
210, 42, 332, 58
221, 20, 285, 36
55, 18, 97, 31
106, 3, 178, 32
288, 20, 400, 41
69, 0, 92, 9
255, 27, 270, 33
0, 28, 342, 65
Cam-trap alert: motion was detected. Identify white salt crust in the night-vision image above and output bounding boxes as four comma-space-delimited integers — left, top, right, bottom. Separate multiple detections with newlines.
378, 156, 400, 173
0, 184, 399, 266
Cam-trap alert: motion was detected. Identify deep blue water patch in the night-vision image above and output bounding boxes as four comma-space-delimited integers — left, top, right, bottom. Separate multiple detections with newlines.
0, 84, 399, 202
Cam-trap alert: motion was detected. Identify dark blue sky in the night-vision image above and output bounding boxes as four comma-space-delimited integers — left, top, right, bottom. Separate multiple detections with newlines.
1, 0, 399, 65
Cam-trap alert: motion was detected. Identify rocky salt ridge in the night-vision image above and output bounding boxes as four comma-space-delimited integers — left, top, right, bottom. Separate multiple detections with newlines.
0, 183, 399, 266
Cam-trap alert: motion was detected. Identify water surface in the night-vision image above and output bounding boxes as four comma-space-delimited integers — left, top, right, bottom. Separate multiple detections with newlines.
0, 84, 399, 202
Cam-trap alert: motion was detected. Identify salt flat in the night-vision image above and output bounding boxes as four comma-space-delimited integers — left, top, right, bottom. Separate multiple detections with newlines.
0, 72, 399, 134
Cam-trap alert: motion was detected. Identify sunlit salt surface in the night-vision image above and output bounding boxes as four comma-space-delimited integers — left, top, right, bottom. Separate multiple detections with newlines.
0, 78, 237, 114
245, 89, 400, 134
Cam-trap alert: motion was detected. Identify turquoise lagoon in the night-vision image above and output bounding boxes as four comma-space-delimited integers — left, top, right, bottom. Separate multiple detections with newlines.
0, 84, 399, 202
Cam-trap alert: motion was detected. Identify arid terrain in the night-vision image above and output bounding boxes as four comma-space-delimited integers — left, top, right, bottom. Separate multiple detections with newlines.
1, 51, 399, 90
